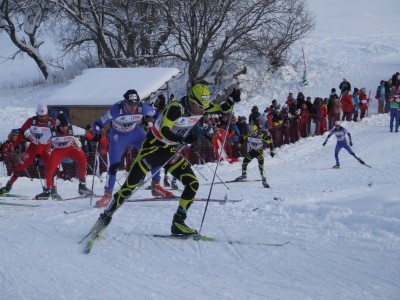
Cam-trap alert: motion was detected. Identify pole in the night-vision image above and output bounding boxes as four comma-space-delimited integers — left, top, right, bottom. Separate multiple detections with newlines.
193, 150, 229, 189
181, 152, 208, 181
198, 111, 234, 234
90, 143, 99, 206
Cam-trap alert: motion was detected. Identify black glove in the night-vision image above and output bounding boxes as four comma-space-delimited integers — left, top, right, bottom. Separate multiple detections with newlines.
270, 151, 275, 158
34, 154, 41, 167
322, 141, 327, 146
182, 134, 196, 144
349, 141, 353, 146
229, 88, 241, 103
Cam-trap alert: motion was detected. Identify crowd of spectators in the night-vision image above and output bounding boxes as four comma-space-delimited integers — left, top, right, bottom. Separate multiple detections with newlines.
2, 71, 399, 180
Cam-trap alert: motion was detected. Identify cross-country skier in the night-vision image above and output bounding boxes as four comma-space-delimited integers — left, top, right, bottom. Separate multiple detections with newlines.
0, 103, 56, 196
322, 121, 366, 168
35, 113, 93, 200
235, 125, 275, 188
93, 89, 173, 208
89, 84, 241, 237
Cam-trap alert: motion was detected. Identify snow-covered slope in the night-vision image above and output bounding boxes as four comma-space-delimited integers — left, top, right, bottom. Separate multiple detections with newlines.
0, 0, 399, 299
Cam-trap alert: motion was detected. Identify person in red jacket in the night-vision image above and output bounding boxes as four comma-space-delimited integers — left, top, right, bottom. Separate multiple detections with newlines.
340, 90, 355, 121
359, 88, 369, 119
35, 113, 93, 200
98, 128, 109, 174
0, 103, 56, 195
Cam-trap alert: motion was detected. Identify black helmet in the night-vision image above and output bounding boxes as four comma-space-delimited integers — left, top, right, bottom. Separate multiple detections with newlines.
123, 89, 140, 103
57, 113, 69, 126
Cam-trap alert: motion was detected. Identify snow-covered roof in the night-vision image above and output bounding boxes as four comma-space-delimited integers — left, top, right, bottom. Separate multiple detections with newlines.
45, 67, 180, 106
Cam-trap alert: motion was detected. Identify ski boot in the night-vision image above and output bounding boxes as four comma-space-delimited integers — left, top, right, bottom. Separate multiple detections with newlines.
170, 178, 178, 190
235, 174, 247, 181
50, 188, 62, 200
333, 165, 340, 169
91, 212, 113, 238
35, 188, 51, 200
262, 177, 270, 188
151, 181, 174, 198
95, 191, 112, 207
0, 182, 12, 196
78, 181, 94, 196
163, 176, 170, 187
171, 212, 198, 235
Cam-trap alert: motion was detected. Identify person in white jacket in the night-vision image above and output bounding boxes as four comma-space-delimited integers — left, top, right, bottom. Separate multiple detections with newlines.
35, 113, 93, 200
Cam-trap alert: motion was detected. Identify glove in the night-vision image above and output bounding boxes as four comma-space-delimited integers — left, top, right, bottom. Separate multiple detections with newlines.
270, 151, 275, 158
228, 88, 241, 103
349, 141, 353, 146
34, 154, 41, 167
92, 123, 102, 135
322, 141, 327, 146
182, 134, 196, 144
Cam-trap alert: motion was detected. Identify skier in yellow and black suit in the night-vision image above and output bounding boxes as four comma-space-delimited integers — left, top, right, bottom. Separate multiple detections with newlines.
235, 125, 275, 188
92, 84, 241, 236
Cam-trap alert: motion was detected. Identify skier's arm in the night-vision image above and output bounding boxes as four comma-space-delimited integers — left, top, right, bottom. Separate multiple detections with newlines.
159, 102, 184, 143
323, 129, 334, 145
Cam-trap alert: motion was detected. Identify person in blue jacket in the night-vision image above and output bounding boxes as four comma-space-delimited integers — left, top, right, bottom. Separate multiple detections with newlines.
322, 121, 366, 168
93, 89, 173, 207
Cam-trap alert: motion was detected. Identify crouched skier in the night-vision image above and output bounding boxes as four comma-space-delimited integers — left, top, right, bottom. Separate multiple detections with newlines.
90, 84, 241, 237
35, 113, 93, 200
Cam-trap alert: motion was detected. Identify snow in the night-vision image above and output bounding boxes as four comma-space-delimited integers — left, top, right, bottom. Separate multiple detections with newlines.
0, 0, 399, 299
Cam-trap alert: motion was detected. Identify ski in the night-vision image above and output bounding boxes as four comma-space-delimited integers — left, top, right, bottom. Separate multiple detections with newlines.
153, 234, 213, 241
152, 234, 290, 246
126, 196, 242, 204
59, 194, 103, 201
0, 194, 33, 200
0, 201, 41, 207
205, 179, 262, 185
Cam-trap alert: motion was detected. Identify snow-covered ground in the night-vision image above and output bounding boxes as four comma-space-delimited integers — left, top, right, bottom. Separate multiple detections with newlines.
0, 0, 399, 299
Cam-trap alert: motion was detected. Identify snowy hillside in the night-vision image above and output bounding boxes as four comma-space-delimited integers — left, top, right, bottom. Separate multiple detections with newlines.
0, 0, 399, 299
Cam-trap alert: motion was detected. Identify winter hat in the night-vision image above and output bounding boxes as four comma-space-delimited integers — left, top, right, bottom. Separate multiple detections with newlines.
123, 89, 140, 103
58, 113, 69, 126
154, 94, 166, 109
331, 88, 336, 93
335, 121, 341, 126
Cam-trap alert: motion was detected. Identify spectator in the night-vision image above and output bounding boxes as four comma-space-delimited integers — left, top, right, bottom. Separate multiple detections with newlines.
319, 98, 328, 134
389, 94, 400, 132
327, 88, 340, 129
296, 92, 306, 110
339, 78, 351, 95
300, 103, 310, 137
376, 80, 386, 114
384, 81, 391, 113
236, 116, 249, 136
359, 88, 369, 119
305, 96, 313, 135
248, 106, 261, 129
352, 88, 360, 122
98, 127, 109, 174
391, 72, 399, 90
270, 99, 280, 115
340, 90, 354, 121
311, 97, 321, 136
1, 130, 21, 176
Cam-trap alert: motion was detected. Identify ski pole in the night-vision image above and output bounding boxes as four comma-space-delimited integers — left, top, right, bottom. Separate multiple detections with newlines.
193, 150, 229, 189
199, 111, 234, 234
36, 165, 45, 190
90, 143, 99, 206
24, 169, 33, 181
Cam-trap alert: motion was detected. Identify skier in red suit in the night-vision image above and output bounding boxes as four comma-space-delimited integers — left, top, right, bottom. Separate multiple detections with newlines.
0, 103, 56, 195
35, 113, 93, 200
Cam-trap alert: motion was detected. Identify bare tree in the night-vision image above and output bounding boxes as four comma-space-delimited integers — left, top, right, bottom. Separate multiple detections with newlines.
156, 0, 314, 85
0, 0, 53, 80
46, 0, 171, 67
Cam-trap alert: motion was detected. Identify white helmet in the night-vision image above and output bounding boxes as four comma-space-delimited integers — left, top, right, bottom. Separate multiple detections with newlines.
335, 121, 341, 126
36, 103, 48, 116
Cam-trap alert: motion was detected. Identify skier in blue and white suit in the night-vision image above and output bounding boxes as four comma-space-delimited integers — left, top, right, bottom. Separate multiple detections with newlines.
322, 121, 365, 168
93, 89, 172, 207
